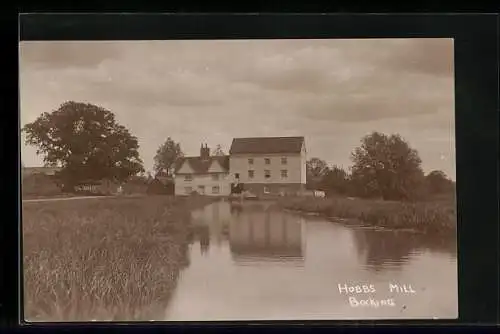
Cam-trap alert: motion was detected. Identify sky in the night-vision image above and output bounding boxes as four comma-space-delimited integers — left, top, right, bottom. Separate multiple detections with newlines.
19, 38, 456, 180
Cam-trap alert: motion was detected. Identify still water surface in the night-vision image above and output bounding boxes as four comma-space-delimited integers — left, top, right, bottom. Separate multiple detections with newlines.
165, 201, 457, 321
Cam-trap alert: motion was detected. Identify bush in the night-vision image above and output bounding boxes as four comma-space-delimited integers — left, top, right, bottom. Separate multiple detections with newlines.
146, 179, 173, 195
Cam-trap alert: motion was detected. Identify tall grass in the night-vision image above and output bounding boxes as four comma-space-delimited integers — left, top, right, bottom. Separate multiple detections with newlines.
278, 195, 456, 234
22, 195, 216, 322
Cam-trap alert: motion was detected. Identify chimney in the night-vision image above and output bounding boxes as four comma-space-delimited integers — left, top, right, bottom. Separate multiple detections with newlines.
205, 144, 210, 157
200, 143, 210, 160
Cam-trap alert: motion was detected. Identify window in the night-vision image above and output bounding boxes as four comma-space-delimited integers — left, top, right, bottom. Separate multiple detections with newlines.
198, 185, 205, 194
264, 170, 271, 179
248, 158, 254, 165
248, 170, 254, 179
185, 187, 192, 194
263, 186, 270, 194
184, 174, 193, 181
281, 170, 288, 178
265, 158, 271, 165
212, 186, 220, 194
212, 174, 219, 181
235, 173, 240, 179
281, 157, 287, 165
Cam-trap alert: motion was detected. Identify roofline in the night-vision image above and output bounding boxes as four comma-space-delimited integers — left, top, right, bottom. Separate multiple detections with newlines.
179, 155, 229, 160
231, 136, 305, 140
229, 152, 302, 156
229, 136, 305, 154
175, 155, 229, 174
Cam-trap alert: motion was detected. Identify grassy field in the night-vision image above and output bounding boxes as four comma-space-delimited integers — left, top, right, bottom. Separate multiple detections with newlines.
22, 195, 217, 322
277, 194, 456, 234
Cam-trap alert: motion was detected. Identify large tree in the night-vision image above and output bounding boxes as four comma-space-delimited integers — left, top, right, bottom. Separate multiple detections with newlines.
153, 137, 184, 176
212, 144, 225, 156
350, 132, 424, 201
22, 101, 144, 191
306, 158, 330, 189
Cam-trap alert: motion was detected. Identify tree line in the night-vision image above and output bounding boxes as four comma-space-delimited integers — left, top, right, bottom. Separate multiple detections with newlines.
306, 132, 455, 201
23, 101, 454, 201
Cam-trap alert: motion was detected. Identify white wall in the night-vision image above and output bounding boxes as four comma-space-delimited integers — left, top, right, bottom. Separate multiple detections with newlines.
300, 142, 307, 184
175, 173, 231, 196
229, 153, 306, 184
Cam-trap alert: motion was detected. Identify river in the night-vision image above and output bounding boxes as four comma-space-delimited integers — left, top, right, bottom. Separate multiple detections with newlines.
164, 200, 457, 321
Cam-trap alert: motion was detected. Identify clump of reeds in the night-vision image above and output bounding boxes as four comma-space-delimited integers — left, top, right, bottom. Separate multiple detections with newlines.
22, 195, 216, 322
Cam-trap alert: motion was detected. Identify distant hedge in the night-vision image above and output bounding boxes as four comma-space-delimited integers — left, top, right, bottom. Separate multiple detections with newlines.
146, 179, 174, 195
22, 174, 62, 197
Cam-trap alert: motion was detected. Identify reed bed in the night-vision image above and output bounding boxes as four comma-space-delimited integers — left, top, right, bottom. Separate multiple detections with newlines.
278, 195, 456, 234
22, 195, 216, 322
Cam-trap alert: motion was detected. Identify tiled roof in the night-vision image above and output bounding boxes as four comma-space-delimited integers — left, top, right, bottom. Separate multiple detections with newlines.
229, 136, 304, 155
175, 155, 229, 175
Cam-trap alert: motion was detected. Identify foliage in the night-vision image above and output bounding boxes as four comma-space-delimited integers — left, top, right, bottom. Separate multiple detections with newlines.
153, 137, 184, 177
22, 174, 62, 197
320, 165, 350, 195
350, 132, 424, 201
306, 158, 329, 189
22, 101, 144, 191
425, 170, 454, 195
212, 144, 225, 156
146, 178, 174, 195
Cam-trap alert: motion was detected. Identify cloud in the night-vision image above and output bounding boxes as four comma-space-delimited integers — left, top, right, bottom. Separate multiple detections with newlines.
19, 41, 123, 70
374, 38, 454, 77
19, 39, 456, 179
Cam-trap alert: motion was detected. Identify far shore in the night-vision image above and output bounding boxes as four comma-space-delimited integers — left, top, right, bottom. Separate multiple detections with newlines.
275, 195, 456, 234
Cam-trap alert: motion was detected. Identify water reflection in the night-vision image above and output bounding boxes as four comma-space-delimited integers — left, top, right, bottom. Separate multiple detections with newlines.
187, 201, 456, 273
228, 203, 304, 265
166, 200, 457, 320
189, 201, 304, 264
351, 227, 457, 272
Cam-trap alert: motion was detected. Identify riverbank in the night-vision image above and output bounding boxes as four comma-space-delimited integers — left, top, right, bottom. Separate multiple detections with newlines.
277, 195, 456, 234
22, 195, 217, 321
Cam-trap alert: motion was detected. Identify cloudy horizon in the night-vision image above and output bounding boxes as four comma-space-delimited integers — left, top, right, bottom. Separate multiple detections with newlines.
19, 38, 456, 180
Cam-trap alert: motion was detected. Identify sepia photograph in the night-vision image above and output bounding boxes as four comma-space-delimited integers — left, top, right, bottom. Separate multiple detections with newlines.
20, 38, 457, 321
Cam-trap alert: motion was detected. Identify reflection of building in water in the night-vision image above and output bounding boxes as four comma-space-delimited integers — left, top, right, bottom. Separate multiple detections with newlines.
229, 206, 305, 264
190, 201, 232, 251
